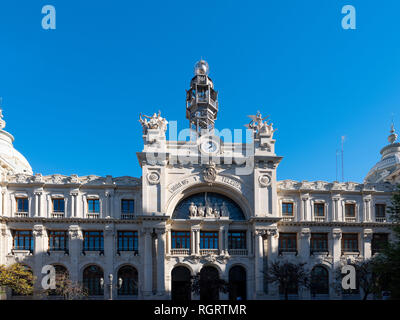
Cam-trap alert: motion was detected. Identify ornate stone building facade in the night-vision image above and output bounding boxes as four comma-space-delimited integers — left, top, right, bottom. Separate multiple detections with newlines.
0, 61, 398, 300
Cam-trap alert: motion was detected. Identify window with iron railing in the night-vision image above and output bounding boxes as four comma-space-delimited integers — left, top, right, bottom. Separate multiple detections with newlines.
13, 230, 34, 251
83, 231, 104, 252
310, 233, 328, 253
279, 233, 297, 253
117, 231, 138, 252
372, 233, 388, 255
48, 230, 68, 251
342, 233, 359, 253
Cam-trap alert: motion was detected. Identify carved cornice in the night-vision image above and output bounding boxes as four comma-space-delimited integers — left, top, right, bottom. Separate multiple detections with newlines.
4, 173, 141, 188
277, 179, 396, 193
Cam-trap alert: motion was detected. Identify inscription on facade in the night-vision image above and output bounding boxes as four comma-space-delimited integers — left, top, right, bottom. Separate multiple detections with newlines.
168, 175, 242, 193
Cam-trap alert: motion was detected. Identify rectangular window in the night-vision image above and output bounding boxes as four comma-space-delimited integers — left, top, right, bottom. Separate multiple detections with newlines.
375, 204, 386, 218
228, 231, 246, 249
83, 231, 104, 251
171, 231, 191, 249
345, 203, 356, 217
314, 203, 325, 217
13, 230, 34, 251
282, 202, 294, 216
342, 233, 359, 252
372, 233, 388, 255
279, 233, 297, 253
52, 198, 65, 212
117, 231, 138, 252
48, 230, 68, 251
16, 198, 29, 212
121, 199, 134, 214
87, 199, 100, 213
310, 233, 328, 252
200, 231, 219, 249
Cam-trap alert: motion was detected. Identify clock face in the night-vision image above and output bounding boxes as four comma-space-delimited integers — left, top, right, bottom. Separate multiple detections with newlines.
201, 140, 218, 153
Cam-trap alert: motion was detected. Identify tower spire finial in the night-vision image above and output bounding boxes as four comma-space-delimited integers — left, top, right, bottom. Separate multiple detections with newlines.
0, 97, 6, 130
388, 119, 398, 144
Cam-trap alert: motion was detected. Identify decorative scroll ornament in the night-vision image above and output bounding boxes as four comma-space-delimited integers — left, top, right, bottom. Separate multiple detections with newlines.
139, 111, 168, 134
258, 174, 272, 187
202, 161, 217, 183
147, 171, 160, 185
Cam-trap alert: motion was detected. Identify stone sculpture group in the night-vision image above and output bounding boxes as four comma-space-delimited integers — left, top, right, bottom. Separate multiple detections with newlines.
188, 201, 229, 219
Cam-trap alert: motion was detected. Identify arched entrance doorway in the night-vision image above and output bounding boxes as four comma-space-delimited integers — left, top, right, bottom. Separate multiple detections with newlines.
83, 265, 104, 296
229, 265, 246, 301
310, 265, 329, 297
200, 266, 220, 301
118, 265, 138, 296
171, 266, 191, 301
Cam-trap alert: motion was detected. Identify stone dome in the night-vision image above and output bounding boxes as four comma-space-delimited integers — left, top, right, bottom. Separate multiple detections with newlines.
0, 129, 33, 175
364, 126, 400, 184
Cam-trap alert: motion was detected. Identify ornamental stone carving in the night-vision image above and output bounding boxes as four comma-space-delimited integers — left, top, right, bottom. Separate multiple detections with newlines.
202, 161, 217, 183
300, 228, 311, 238
147, 171, 161, 185
363, 229, 373, 241
258, 174, 272, 187
332, 228, 342, 240
139, 111, 168, 134
33, 225, 44, 237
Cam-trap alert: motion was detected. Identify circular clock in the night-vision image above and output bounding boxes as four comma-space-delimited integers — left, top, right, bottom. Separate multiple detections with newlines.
200, 139, 219, 154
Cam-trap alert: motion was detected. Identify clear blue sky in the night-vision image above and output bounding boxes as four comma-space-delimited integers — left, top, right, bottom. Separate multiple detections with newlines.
0, 0, 399, 182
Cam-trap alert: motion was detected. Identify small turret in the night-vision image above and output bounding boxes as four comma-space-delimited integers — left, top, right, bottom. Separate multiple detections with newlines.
185, 60, 219, 136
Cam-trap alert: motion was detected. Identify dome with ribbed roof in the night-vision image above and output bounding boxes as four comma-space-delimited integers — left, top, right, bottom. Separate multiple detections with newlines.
0, 109, 32, 175
364, 124, 400, 183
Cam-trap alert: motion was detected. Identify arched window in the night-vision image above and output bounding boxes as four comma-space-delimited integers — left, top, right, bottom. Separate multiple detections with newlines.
117, 265, 138, 296
311, 266, 329, 295
229, 265, 247, 301
83, 265, 103, 296
173, 192, 245, 220
200, 266, 220, 301
171, 266, 192, 301
48, 265, 69, 296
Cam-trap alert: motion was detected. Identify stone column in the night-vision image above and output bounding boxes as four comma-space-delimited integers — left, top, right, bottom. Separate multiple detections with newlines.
299, 228, 311, 258
69, 191, 78, 218
219, 226, 224, 255
363, 197, 371, 222
332, 196, 340, 221
166, 226, 171, 255
103, 224, 115, 299
363, 229, 373, 259
301, 195, 309, 221
32, 225, 46, 297
266, 229, 279, 298
254, 229, 265, 297
34, 190, 42, 217
155, 228, 166, 296
195, 228, 200, 255
68, 225, 83, 282
246, 229, 252, 255
224, 227, 229, 255
142, 228, 153, 296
